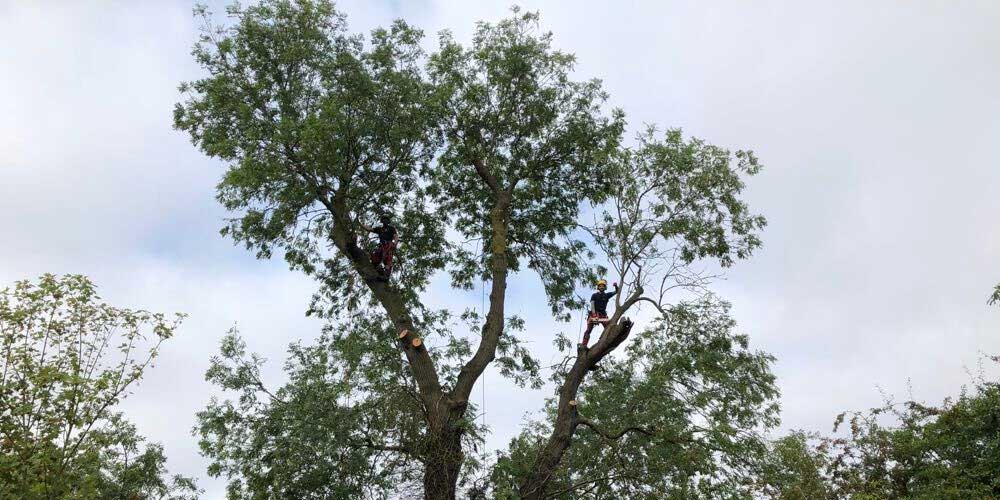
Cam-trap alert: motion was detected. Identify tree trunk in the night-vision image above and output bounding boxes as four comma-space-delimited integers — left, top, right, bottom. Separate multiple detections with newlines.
519, 400, 578, 498
518, 367, 585, 500
422, 414, 465, 500
518, 318, 635, 500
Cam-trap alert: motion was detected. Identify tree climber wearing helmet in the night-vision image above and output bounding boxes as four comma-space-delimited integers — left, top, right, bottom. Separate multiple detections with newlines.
581, 278, 619, 348
362, 214, 399, 279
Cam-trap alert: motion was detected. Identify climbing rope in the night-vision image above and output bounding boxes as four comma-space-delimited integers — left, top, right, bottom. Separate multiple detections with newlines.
478, 239, 486, 426
480, 238, 487, 428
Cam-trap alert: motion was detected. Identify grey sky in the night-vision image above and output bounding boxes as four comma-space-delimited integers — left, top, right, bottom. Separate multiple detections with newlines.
2, 1, 999, 498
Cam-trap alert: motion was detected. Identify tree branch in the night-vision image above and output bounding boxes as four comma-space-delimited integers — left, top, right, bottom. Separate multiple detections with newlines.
356, 438, 416, 458
542, 472, 637, 499
453, 192, 511, 402
471, 157, 501, 193
576, 417, 653, 440
281, 147, 446, 411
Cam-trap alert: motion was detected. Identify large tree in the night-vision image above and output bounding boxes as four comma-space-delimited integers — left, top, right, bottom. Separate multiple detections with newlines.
0, 274, 197, 500
175, 2, 776, 498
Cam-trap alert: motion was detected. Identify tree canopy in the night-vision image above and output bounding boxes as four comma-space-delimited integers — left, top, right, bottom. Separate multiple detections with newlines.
0, 274, 197, 500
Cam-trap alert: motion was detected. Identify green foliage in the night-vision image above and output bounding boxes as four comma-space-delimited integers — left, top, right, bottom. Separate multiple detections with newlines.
755, 431, 832, 500
0, 274, 196, 500
197, 315, 497, 499
175, 0, 446, 311
588, 127, 766, 297
624, 127, 764, 266
823, 378, 1000, 499
198, 324, 422, 499
989, 283, 1000, 306
427, 8, 625, 316
175, 1, 624, 319
494, 298, 780, 499
758, 361, 1000, 500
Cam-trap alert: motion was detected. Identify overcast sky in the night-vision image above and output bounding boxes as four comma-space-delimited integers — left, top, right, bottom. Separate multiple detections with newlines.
3, 1, 999, 498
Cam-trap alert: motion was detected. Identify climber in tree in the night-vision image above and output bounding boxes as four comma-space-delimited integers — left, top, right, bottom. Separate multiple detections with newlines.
581, 278, 618, 348
362, 214, 399, 279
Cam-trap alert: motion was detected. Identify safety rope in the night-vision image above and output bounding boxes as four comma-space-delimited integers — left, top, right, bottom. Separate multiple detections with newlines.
479, 238, 486, 428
